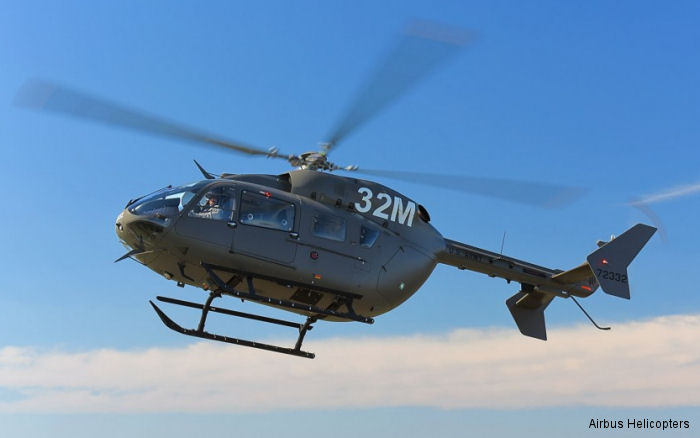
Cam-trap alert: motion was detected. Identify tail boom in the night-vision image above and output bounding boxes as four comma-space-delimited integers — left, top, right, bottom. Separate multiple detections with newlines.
437, 240, 596, 299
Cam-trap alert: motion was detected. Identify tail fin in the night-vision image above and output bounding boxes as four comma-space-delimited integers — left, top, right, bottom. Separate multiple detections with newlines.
506, 287, 554, 340
586, 224, 656, 299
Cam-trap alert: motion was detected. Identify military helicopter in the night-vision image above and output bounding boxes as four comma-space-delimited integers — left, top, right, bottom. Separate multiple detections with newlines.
18, 25, 655, 359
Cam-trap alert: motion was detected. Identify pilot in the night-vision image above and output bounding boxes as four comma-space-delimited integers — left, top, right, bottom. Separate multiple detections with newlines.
205, 196, 218, 209
190, 193, 227, 220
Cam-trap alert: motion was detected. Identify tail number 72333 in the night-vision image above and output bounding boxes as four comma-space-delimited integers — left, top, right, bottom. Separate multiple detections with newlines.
354, 187, 416, 227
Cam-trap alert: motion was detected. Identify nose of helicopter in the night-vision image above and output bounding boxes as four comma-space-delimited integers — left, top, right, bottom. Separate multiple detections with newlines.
115, 210, 126, 238
114, 205, 172, 253
114, 209, 137, 244
115, 209, 140, 250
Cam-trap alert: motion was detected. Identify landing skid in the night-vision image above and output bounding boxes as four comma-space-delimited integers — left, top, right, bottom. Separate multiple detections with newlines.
150, 296, 316, 359
149, 265, 374, 359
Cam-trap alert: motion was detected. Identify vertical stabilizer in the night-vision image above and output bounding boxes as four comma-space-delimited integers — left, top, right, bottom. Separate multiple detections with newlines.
586, 224, 656, 299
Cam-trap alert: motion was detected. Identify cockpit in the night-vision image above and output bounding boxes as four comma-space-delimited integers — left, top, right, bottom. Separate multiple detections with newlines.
128, 181, 210, 220
125, 181, 296, 233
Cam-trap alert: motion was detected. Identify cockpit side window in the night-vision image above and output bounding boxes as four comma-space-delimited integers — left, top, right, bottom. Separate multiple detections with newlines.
360, 225, 380, 248
239, 191, 294, 232
312, 212, 346, 242
188, 186, 236, 221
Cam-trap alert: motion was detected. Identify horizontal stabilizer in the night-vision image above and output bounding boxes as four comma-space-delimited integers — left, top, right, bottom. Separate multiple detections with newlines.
586, 224, 656, 299
506, 289, 554, 340
551, 262, 595, 285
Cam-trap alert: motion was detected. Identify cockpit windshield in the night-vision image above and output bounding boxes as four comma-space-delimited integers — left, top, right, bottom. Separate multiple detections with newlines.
129, 181, 209, 218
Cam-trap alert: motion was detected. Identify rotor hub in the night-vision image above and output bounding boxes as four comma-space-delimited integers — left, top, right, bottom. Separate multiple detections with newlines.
296, 151, 334, 171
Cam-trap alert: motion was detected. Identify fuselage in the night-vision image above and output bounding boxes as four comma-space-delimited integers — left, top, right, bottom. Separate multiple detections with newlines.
115, 170, 446, 320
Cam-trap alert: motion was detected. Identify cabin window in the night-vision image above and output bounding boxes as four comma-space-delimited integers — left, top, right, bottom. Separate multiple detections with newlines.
312, 213, 346, 242
239, 191, 294, 231
188, 186, 236, 221
360, 225, 379, 248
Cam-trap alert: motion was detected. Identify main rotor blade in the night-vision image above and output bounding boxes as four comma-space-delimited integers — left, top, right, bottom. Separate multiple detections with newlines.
352, 169, 586, 208
324, 22, 472, 153
15, 79, 289, 160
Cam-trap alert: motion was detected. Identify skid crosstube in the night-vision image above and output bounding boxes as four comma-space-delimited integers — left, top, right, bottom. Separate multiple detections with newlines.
201, 263, 374, 324
150, 299, 316, 359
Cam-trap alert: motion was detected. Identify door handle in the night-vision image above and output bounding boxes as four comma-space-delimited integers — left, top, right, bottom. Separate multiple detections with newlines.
289, 232, 299, 239
227, 221, 237, 228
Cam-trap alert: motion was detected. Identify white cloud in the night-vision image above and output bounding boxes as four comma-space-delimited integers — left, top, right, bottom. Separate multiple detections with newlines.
1, 314, 700, 413
630, 181, 700, 205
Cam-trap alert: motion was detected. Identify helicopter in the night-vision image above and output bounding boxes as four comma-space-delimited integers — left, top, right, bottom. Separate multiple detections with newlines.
17, 25, 656, 359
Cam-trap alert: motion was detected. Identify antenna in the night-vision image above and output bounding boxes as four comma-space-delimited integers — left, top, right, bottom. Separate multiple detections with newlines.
499, 231, 507, 256
569, 296, 611, 331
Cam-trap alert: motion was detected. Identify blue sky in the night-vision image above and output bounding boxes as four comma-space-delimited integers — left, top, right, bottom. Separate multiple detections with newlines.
1, 1, 699, 436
